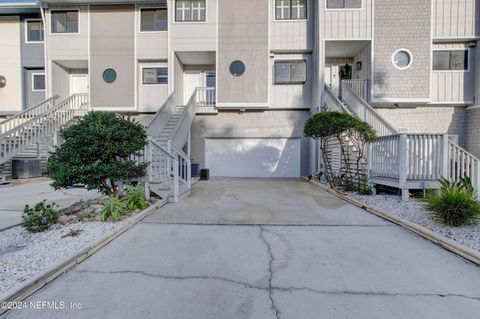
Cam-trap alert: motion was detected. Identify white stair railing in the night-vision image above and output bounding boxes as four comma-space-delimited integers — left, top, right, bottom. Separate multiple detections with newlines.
196, 87, 216, 109
343, 80, 368, 101
146, 93, 176, 137
324, 84, 351, 114
341, 82, 397, 137
0, 94, 89, 165
447, 141, 480, 190
169, 89, 198, 149
0, 95, 60, 135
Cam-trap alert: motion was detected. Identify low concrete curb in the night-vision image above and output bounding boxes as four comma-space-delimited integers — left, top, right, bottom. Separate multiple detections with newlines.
0, 198, 168, 314
302, 177, 480, 267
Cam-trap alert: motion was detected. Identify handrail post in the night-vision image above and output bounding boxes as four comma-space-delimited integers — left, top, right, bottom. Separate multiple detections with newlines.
441, 135, 449, 180
147, 138, 153, 183
399, 134, 408, 201
172, 158, 179, 203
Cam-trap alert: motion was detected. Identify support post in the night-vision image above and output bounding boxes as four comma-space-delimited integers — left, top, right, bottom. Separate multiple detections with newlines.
398, 134, 408, 201
441, 134, 449, 180
172, 158, 179, 203
146, 139, 153, 183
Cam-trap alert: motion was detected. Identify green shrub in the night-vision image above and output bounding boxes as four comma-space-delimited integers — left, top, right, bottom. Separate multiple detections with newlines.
101, 196, 125, 221
22, 201, 61, 232
124, 186, 148, 212
425, 177, 480, 226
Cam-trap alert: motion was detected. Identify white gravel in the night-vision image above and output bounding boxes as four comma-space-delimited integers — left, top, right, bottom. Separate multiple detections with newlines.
348, 193, 480, 253
0, 219, 131, 297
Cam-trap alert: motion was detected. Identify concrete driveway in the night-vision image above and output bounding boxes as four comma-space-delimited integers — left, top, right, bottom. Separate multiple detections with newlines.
0, 179, 99, 230
3, 178, 480, 318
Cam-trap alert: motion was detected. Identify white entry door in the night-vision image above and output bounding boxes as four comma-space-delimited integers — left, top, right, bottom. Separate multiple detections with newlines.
184, 72, 203, 103
70, 75, 88, 95
205, 138, 301, 178
324, 65, 340, 97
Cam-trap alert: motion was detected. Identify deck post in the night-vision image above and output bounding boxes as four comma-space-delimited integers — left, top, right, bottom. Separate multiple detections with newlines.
440, 135, 449, 180
399, 134, 408, 201
473, 160, 480, 198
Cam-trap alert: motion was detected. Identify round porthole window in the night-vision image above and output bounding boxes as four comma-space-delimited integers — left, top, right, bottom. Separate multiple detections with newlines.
102, 68, 117, 83
0, 76, 6, 88
229, 60, 245, 77
392, 49, 413, 70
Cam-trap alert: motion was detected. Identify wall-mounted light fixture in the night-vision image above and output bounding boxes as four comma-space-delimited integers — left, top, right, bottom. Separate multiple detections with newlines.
356, 61, 362, 71
0, 76, 6, 88
469, 41, 477, 48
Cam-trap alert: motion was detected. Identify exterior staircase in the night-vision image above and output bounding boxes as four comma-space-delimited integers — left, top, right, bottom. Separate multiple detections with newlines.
323, 80, 480, 199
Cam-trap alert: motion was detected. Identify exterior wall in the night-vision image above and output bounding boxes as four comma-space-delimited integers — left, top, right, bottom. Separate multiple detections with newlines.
45, 5, 88, 60
138, 61, 168, 112
431, 42, 476, 104
51, 61, 70, 100
432, 0, 479, 39
377, 106, 468, 146
23, 69, 45, 109
191, 110, 310, 175
269, 53, 312, 109
270, 0, 313, 51
320, 0, 373, 39
173, 54, 184, 105
217, 0, 269, 106
0, 16, 22, 113
466, 107, 480, 157
136, 3, 168, 60
90, 5, 135, 109
352, 43, 371, 80
372, 0, 431, 101
169, 0, 216, 52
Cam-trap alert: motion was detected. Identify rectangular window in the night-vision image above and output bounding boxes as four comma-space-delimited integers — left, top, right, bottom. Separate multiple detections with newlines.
51, 10, 78, 33
26, 20, 44, 42
274, 60, 307, 84
433, 50, 468, 71
275, 0, 307, 20
175, 0, 205, 22
32, 74, 46, 91
140, 8, 168, 31
143, 67, 168, 84
326, 0, 362, 9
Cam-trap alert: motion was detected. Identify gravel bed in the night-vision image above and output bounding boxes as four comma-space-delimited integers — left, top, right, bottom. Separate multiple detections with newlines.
0, 218, 131, 297
348, 193, 480, 253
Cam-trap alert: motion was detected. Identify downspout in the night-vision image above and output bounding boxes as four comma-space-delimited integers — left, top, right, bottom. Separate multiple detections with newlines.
39, 2, 49, 98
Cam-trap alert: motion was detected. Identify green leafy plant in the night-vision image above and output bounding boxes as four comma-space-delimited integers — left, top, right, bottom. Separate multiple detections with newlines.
101, 196, 125, 221
124, 186, 148, 212
22, 200, 61, 232
47, 112, 148, 197
425, 177, 480, 226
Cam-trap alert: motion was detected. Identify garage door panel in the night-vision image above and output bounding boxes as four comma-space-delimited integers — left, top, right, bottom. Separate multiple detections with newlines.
205, 138, 300, 178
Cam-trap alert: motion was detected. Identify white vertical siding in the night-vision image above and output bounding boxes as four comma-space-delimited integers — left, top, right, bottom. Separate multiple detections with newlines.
136, 5, 168, 60
352, 44, 371, 80
432, 0, 479, 39
320, 0, 372, 39
0, 16, 22, 112
431, 43, 475, 103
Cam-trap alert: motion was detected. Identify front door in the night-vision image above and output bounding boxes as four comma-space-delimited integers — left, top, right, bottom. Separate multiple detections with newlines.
184, 72, 202, 103
70, 74, 88, 95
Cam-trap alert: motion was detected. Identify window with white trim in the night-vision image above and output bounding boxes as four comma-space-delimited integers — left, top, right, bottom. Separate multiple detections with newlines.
140, 8, 168, 31
175, 0, 206, 22
26, 20, 44, 42
51, 10, 78, 33
326, 0, 361, 9
274, 60, 307, 84
143, 67, 168, 84
275, 0, 307, 20
433, 50, 469, 71
32, 74, 45, 91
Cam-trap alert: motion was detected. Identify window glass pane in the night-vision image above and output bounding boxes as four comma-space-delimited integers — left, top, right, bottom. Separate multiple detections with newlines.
327, 0, 345, 8
154, 9, 168, 30
52, 12, 66, 33
275, 62, 291, 83
206, 74, 215, 87
450, 50, 468, 70
33, 74, 45, 90
433, 51, 450, 70
290, 61, 306, 83
156, 68, 168, 84
141, 9, 155, 31
275, 0, 291, 19
292, 0, 306, 19
345, 0, 362, 8
27, 21, 44, 41
190, 0, 205, 21
143, 68, 158, 84
65, 11, 78, 33
176, 0, 191, 21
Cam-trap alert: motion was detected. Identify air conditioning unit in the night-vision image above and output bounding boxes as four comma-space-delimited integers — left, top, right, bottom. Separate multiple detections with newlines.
12, 159, 41, 179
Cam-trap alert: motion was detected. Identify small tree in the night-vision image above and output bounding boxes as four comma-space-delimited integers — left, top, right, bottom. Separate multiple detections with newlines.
304, 111, 376, 192
47, 111, 148, 197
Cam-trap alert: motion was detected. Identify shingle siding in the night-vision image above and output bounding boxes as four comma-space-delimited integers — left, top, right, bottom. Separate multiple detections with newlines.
466, 107, 480, 157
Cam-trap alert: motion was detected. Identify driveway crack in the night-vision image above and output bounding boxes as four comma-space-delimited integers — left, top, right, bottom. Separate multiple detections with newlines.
259, 226, 281, 319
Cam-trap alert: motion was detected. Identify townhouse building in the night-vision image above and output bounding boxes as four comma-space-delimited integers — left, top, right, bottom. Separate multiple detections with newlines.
0, 0, 479, 198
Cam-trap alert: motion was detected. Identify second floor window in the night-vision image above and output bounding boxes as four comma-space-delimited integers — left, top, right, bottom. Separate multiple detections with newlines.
26, 20, 44, 42
327, 0, 362, 9
143, 67, 168, 84
51, 10, 78, 33
175, 0, 206, 22
276, 0, 307, 20
141, 8, 168, 31
433, 50, 469, 71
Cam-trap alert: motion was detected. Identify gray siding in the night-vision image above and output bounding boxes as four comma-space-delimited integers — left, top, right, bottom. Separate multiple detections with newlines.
23, 69, 45, 108
90, 5, 135, 108
20, 15, 44, 68
217, 0, 269, 106
136, 3, 168, 60
467, 107, 480, 157
50, 61, 70, 100
372, 0, 431, 101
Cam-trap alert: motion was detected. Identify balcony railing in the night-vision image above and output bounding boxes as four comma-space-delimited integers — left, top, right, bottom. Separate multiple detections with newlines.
196, 87, 217, 114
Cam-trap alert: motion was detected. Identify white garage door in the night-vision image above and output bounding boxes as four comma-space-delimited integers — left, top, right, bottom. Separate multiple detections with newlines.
205, 138, 301, 178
